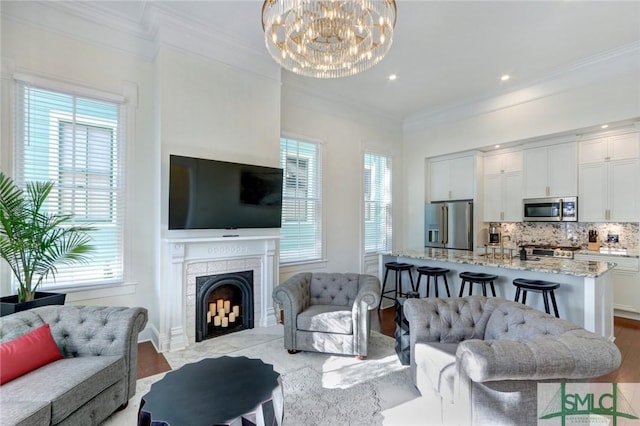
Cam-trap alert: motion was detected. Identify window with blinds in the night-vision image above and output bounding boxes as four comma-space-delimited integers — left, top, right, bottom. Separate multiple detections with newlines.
364, 152, 392, 253
13, 80, 125, 288
279, 137, 322, 263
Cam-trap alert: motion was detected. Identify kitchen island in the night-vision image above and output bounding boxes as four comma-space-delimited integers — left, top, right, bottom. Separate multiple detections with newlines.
380, 248, 616, 340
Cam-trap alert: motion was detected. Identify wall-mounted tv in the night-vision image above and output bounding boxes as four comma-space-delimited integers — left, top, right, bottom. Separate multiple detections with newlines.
169, 155, 283, 230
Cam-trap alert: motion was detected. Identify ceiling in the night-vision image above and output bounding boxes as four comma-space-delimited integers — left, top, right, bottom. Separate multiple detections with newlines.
6, 1, 640, 122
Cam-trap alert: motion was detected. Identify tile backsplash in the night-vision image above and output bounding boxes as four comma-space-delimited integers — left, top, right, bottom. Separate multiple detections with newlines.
496, 222, 639, 250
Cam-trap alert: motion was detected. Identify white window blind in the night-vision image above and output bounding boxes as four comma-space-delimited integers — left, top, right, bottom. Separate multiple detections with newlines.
13, 80, 125, 288
364, 152, 392, 253
280, 137, 322, 263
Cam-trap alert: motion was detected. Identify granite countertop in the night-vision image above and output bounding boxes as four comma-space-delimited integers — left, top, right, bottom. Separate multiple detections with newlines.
575, 248, 640, 259
385, 247, 616, 278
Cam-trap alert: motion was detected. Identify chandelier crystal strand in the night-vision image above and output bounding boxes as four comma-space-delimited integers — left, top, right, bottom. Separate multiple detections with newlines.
262, 0, 397, 78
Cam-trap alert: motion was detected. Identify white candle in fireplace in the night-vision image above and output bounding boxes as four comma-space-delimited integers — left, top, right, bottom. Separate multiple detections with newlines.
229, 312, 236, 322
222, 317, 229, 327
214, 316, 221, 326
218, 307, 225, 316
209, 303, 216, 315
232, 305, 240, 316
207, 311, 212, 323
224, 300, 231, 312
217, 299, 224, 310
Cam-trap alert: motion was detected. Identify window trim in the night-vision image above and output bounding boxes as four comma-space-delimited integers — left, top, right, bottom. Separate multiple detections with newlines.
362, 149, 393, 255
11, 74, 132, 292
279, 134, 325, 265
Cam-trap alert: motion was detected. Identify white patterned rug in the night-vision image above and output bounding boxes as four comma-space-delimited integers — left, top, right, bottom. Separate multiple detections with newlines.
104, 325, 426, 425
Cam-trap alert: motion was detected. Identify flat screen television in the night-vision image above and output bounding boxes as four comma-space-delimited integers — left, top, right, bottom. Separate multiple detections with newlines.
169, 155, 283, 230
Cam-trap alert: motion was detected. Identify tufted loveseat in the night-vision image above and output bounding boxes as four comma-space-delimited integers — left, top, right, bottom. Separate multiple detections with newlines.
403, 296, 621, 426
0, 305, 147, 426
273, 272, 381, 358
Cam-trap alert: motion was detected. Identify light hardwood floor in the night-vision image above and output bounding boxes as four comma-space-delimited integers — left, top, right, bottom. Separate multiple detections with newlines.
137, 310, 640, 383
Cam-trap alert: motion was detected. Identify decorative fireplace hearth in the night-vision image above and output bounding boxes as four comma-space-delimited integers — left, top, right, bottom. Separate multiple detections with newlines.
196, 271, 254, 342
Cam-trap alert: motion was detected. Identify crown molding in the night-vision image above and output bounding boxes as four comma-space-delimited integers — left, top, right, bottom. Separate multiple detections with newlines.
1, 1, 158, 61
404, 41, 640, 134
1, 1, 280, 81
149, 6, 280, 82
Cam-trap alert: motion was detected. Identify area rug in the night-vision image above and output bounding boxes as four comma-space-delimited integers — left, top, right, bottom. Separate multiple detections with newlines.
104, 325, 422, 425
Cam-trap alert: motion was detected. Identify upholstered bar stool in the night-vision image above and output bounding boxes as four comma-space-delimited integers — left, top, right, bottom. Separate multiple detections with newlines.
378, 262, 415, 311
513, 278, 560, 318
415, 266, 451, 298
458, 272, 498, 297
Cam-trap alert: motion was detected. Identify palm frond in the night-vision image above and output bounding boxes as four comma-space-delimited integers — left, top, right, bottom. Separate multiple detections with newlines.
0, 172, 95, 301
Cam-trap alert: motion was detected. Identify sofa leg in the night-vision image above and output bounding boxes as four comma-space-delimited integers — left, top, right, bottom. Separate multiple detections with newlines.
287, 349, 300, 354
116, 401, 128, 412
356, 355, 366, 360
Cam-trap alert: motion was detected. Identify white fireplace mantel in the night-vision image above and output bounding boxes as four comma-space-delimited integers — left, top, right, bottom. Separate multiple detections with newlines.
156, 235, 280, 352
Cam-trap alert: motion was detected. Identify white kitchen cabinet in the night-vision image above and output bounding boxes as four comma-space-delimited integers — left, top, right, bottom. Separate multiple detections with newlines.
483, 150, 522, 222
574, 253, 640, 320
579, 132, 639, 164
578, 163, 607, 222
578, 132, 640, 222
484, 151, 522, 175
429, 155, 475, 201
523, 142, 577, 198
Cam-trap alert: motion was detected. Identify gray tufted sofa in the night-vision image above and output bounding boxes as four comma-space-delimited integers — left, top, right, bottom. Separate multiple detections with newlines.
403, 296, 621, 426
273, 272, 381, 358
0, 305, 148, 426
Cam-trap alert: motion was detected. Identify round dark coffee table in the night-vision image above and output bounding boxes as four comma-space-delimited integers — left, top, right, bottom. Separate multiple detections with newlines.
138, 356, 283, 426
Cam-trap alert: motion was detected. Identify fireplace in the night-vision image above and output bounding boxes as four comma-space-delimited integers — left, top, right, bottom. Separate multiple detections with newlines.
196, 271, 254, 342
158, 235, 279, 353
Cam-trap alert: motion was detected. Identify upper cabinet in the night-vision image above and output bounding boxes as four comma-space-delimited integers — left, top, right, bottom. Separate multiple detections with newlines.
483, 150, 523, 222
429, 155, 475, 201
578, 132, 640, 222
523, 142, 577, 198
579, 133, 639, 164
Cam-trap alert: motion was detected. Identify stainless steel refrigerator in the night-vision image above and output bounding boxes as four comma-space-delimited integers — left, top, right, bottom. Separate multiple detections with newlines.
425, 201, 474, 250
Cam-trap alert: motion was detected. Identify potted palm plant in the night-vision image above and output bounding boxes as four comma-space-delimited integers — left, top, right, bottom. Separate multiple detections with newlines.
0, 172, 94, 316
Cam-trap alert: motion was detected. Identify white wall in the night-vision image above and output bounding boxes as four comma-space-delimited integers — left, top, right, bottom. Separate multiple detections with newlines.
280, 86, 403, 279
157, 46, 282, 232
403, 70, 640, 249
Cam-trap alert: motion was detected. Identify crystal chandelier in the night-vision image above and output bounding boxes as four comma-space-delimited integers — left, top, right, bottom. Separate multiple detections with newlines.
262, 0, 397, 79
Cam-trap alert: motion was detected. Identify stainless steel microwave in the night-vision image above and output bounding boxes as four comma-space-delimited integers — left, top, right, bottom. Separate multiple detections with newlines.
522, 197, 578, 222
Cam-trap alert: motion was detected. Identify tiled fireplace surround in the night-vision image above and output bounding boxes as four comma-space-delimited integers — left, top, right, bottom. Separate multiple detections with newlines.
158, 236, 279, 353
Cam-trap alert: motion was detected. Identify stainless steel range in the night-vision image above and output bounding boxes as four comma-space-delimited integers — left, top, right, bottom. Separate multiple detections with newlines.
523, 245, 581, 259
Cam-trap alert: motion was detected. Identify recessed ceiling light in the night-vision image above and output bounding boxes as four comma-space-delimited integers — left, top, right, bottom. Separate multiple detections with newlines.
500, 75, 510, 81
495, 144, 501, 148
601, 124, 609, 129
388, 74, 397, 81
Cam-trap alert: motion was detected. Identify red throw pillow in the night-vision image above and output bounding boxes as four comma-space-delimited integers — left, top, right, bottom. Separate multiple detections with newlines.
0, 324, 63, 384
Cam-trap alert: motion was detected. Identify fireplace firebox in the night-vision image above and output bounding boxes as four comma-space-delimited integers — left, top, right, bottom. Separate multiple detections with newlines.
195, 270, 254, 342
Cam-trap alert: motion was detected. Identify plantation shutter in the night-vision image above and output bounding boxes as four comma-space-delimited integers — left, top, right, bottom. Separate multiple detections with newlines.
13, 79, 125, 287
279, 137, 322, 263
364, 152, 392, 253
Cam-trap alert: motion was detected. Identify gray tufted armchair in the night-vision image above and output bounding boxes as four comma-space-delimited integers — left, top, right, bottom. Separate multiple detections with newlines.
403, 296, 621, 426
273, 272, 381, 359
